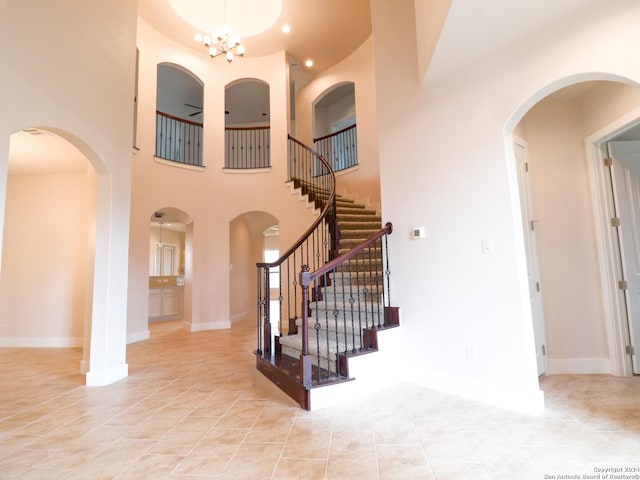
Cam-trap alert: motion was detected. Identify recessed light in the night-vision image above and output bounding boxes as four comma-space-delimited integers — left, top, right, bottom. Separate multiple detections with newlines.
281, 24, 291, 34
305, 59, 313, 67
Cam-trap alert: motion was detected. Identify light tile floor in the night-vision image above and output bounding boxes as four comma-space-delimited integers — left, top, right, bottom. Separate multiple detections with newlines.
1, 318, 640, 479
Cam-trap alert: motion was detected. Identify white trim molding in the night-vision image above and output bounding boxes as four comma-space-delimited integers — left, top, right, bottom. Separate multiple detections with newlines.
187, 320, 231, 332
547, 357, 611, 375
85, 363, 128, 386
126, 330, 150, 344
584, 107, 640, 377
0, 336, 83, 347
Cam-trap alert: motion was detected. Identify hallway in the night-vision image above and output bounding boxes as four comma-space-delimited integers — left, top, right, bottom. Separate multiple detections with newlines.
1, 318, 639, 479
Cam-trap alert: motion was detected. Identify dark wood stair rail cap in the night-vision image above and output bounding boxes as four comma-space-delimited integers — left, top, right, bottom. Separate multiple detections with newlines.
306, 222, 393, 283
256, 135, 336, 272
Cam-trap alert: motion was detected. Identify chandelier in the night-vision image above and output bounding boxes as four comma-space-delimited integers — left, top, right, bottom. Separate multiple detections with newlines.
192, 0, 245, 63
194, 26, 245, 63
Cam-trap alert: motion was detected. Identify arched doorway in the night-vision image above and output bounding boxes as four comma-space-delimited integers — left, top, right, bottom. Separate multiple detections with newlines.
0, 128, 97, 373
229, 211, 278, 326
148, 207, 192, 330
509, 77, 640, 378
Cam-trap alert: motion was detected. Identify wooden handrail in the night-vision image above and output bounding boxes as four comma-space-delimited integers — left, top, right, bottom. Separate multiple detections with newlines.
313, 123, 356, 143
226, 125, 270, 131
309, 222, 393, 281
156, 110, 203, 127
256, 134, 336, 270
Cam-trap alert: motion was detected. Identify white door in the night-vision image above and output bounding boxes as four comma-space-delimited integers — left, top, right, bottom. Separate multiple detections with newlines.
607, 141, 640, 373
514, 140, 547, 375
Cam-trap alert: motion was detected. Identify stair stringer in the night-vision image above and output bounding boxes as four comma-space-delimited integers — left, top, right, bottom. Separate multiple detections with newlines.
309, 325, 404, 410
284, 180, 323, 214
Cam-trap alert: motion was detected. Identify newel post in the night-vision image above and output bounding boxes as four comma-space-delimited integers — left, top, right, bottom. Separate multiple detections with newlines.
263, 266, 271, 355
299, 265, 312, 387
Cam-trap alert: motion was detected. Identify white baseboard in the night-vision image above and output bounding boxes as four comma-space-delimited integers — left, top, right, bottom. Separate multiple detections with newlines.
547, 357, 611, 374
231, 309, 255, 323
188, 320, 231, 332
0, 336, 83, 347
86, 362, 128, 386
407, 369, 545, 416
126, 330, 150, 344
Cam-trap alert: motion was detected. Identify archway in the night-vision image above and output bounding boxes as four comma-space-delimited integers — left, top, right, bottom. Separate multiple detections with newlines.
229, 211, 278, 326
148, 207, 192, 331
156, 63, 204, 166
225, 78, 271, 169
0, 128, 97, 375
312, 82, 357, 172
507, 76, 640, 378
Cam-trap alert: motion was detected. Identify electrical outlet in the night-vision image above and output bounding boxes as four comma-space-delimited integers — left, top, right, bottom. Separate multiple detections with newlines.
482, 238, 494, 254
466, 345, 477, 361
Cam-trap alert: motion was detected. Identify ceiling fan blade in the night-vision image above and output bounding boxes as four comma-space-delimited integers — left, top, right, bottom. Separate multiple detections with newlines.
184, 103, 203, 109
189, 111, 202, 116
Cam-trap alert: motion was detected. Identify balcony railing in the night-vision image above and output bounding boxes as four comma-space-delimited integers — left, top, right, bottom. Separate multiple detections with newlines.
313, 124, 357, 172
225, 126, 270, 169
155, 111, 203, 167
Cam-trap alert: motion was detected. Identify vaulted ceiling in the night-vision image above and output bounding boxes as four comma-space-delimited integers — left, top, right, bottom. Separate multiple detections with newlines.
10, 0, 614, 174
138, 0, 372, 74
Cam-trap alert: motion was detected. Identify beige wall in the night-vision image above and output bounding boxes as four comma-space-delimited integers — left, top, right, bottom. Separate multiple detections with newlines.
127, 18, 319, 339
371, 0, 640, 412
230, 212, 278, 323
521, 91, 607, 367
0, 1, 137, 385
0, 168, 94, 346
229, 215, 255, 322
295, 37, 381, 209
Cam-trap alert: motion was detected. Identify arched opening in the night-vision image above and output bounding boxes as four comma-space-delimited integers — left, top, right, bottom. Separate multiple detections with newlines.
312, 82, 357, 172
148, 207, 192, 330
229, 211, 278, 326
225, 78, 271, 169
0, 128, 97, 374
156, 63, 204, 166
508, 76, 640, 378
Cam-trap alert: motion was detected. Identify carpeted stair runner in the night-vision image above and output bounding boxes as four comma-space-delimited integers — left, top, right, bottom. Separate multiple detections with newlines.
279, 192, 386, 373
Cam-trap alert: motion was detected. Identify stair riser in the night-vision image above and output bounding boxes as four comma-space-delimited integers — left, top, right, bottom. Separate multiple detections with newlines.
280, 335, 375, 374
308, 308, 384, 325
338, 247, 382, 255
337, 209, 376, 216
297, 317, 382, 335
280, 346, 340, 374
339, 223, 382, 229
339, 238, 381, 247
338, 216, 381, 224
322, 275, 384, 286
339, 230, 382, 239
313, 286, 384, 298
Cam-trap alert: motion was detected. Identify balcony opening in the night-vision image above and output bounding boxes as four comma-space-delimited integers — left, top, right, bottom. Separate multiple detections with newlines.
155, 63, 204, 167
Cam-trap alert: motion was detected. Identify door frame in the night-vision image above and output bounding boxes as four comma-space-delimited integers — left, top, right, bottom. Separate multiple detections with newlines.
513, 136, 548, 376
584, 107, 640, 377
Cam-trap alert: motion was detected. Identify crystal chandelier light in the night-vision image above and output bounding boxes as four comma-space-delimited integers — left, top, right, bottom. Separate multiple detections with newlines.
194, 26, 245, 63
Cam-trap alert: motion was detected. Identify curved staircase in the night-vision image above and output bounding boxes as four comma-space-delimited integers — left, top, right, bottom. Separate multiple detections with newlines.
255, 136, 399, 410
